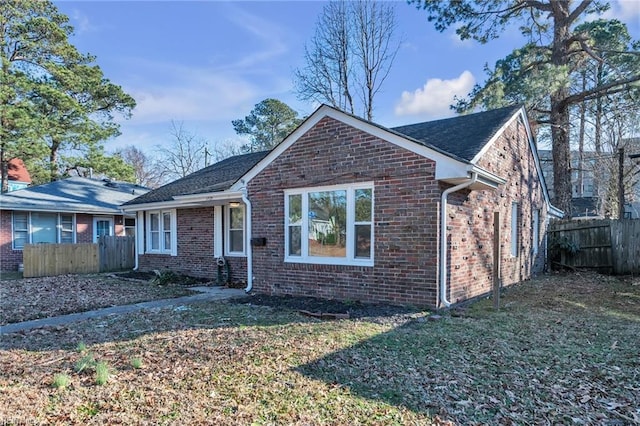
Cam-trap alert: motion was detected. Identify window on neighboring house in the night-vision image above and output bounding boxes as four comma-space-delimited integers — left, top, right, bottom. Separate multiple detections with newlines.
285, 183, 374, 266
226, 204, 245, 255
146, 210, 175, 254
12, 212, 76, 249
532, 209, 540, 255
124, 218, 136, 237
93, 217, 114, 242
511, 202, 519, 257
12, 212, 29, 250
60, 214, 74, 243
32, 212, 57, 243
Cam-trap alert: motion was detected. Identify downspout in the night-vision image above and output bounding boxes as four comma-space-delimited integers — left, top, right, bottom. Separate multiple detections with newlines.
240, 184, 253, 293
133, 211, 140, 271
439, 172, 478, 308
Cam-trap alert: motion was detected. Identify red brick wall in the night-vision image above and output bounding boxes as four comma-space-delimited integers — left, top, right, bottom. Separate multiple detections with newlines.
248, 116, 440, 306
444, 116, 549, 304
0, 210, 21, 271
76, 214, 93, 243
137, 207, 246, 283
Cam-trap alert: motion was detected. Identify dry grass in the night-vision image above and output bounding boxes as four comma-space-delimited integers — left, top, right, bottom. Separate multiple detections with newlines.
1, 271, 639, 425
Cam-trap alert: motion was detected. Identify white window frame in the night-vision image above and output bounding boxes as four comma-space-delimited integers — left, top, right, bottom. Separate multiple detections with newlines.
532, 209, 540, 255
11, 212, 76, 249
59, 214, 75, 244
225, 204, 246, 256
145, 209, 177, 255
284, 182, 374, 266
511, 202, 519, 257
11, 211, 30, 250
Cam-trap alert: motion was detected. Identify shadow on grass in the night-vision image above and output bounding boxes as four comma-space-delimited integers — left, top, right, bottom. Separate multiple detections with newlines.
0, 294, 426, 352
293, 275, 640, 423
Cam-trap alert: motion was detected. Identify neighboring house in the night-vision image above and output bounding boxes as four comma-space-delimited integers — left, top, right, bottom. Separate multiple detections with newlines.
540, 139, 640, 219
122, 104, 562, 308
6, 158, 31, 192
0, 177, 149, 271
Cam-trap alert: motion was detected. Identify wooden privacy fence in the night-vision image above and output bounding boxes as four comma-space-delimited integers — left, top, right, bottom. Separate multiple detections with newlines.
548, 219, 640, 274
23, 236, 135, 278
99, 236, 135, 273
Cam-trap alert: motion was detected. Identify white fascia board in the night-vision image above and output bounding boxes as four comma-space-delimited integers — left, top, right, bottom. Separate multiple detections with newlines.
120, 200, 205, 213
1, 205, 121, 215
468, 165, 507, 186
232, 104, 471, 190
548, 205, 565, 218
121, 191, 242, 213
173, 191, 243, 203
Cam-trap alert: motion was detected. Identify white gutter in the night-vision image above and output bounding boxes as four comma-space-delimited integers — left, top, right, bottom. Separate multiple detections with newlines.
439, 172, 478, 308
240, 183, 253, 293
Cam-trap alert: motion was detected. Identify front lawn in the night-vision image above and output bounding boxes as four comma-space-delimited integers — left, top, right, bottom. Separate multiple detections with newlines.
1, 272, 638, 424
0, 273, 196, 325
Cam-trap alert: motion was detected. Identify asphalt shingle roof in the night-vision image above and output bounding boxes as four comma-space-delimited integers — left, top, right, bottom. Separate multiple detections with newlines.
391, 104, 522, 162
122, 151, 270, 206
0, 177, 149, 214
122, 106, 523, 208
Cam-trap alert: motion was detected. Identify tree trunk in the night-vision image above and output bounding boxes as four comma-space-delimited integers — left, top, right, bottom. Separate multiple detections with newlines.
49, 139, 60, 182
549, 2, 573, 217
577, 72, 587, 198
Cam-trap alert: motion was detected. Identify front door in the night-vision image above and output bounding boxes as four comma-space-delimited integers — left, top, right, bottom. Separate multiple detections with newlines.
93, 217, 114, 242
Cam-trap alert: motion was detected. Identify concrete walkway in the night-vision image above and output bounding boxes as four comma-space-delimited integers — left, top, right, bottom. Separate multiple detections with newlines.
0, 286, 247, 334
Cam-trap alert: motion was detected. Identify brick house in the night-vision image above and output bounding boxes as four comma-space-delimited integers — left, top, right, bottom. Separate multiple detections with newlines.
0, 177, 149, 272
122, 104, 561, 308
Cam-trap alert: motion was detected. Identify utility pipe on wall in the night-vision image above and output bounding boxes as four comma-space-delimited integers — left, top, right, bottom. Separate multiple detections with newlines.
240, 184, 253, 293
439, 173, 478, 308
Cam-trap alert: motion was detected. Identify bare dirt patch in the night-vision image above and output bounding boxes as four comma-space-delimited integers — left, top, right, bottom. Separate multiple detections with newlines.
0, 273, 196, 325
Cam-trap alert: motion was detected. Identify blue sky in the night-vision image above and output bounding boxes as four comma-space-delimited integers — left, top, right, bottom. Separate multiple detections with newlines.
54, 1, 640, 155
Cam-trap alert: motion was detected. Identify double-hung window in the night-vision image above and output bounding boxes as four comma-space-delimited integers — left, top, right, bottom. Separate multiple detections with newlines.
60, 214, 74, 243
12, 212, 29, 249
12, 212, 76, 249
285, 183, 373, 266
226, 204, 245, 256
146, 210, 176, 254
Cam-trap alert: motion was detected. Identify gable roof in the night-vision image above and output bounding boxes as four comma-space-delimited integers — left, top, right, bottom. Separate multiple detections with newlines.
391, 105, 523, 162
236, 104, 517, 190
122, 151, 269, 207
118, 104, 560, 216
0, 177, 149, 214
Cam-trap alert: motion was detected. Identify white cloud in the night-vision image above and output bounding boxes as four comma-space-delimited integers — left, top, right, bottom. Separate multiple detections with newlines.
448, 23, 474, 48
114, 59, 264, 126
214, 4, 289, 71
70, 9, 101, 34
394, 71, 476, 118
602, 0, 640, 21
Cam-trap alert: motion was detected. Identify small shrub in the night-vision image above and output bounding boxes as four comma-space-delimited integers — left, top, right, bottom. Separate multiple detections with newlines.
95, 361, 110, 385
52, 373, 70, 389
549, 236, 580, 256
75, 354, 96, 374
130, 357, 143, 369
77, 402, 99, 417
76, 341, 87, 353
152, 270, 180, 286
